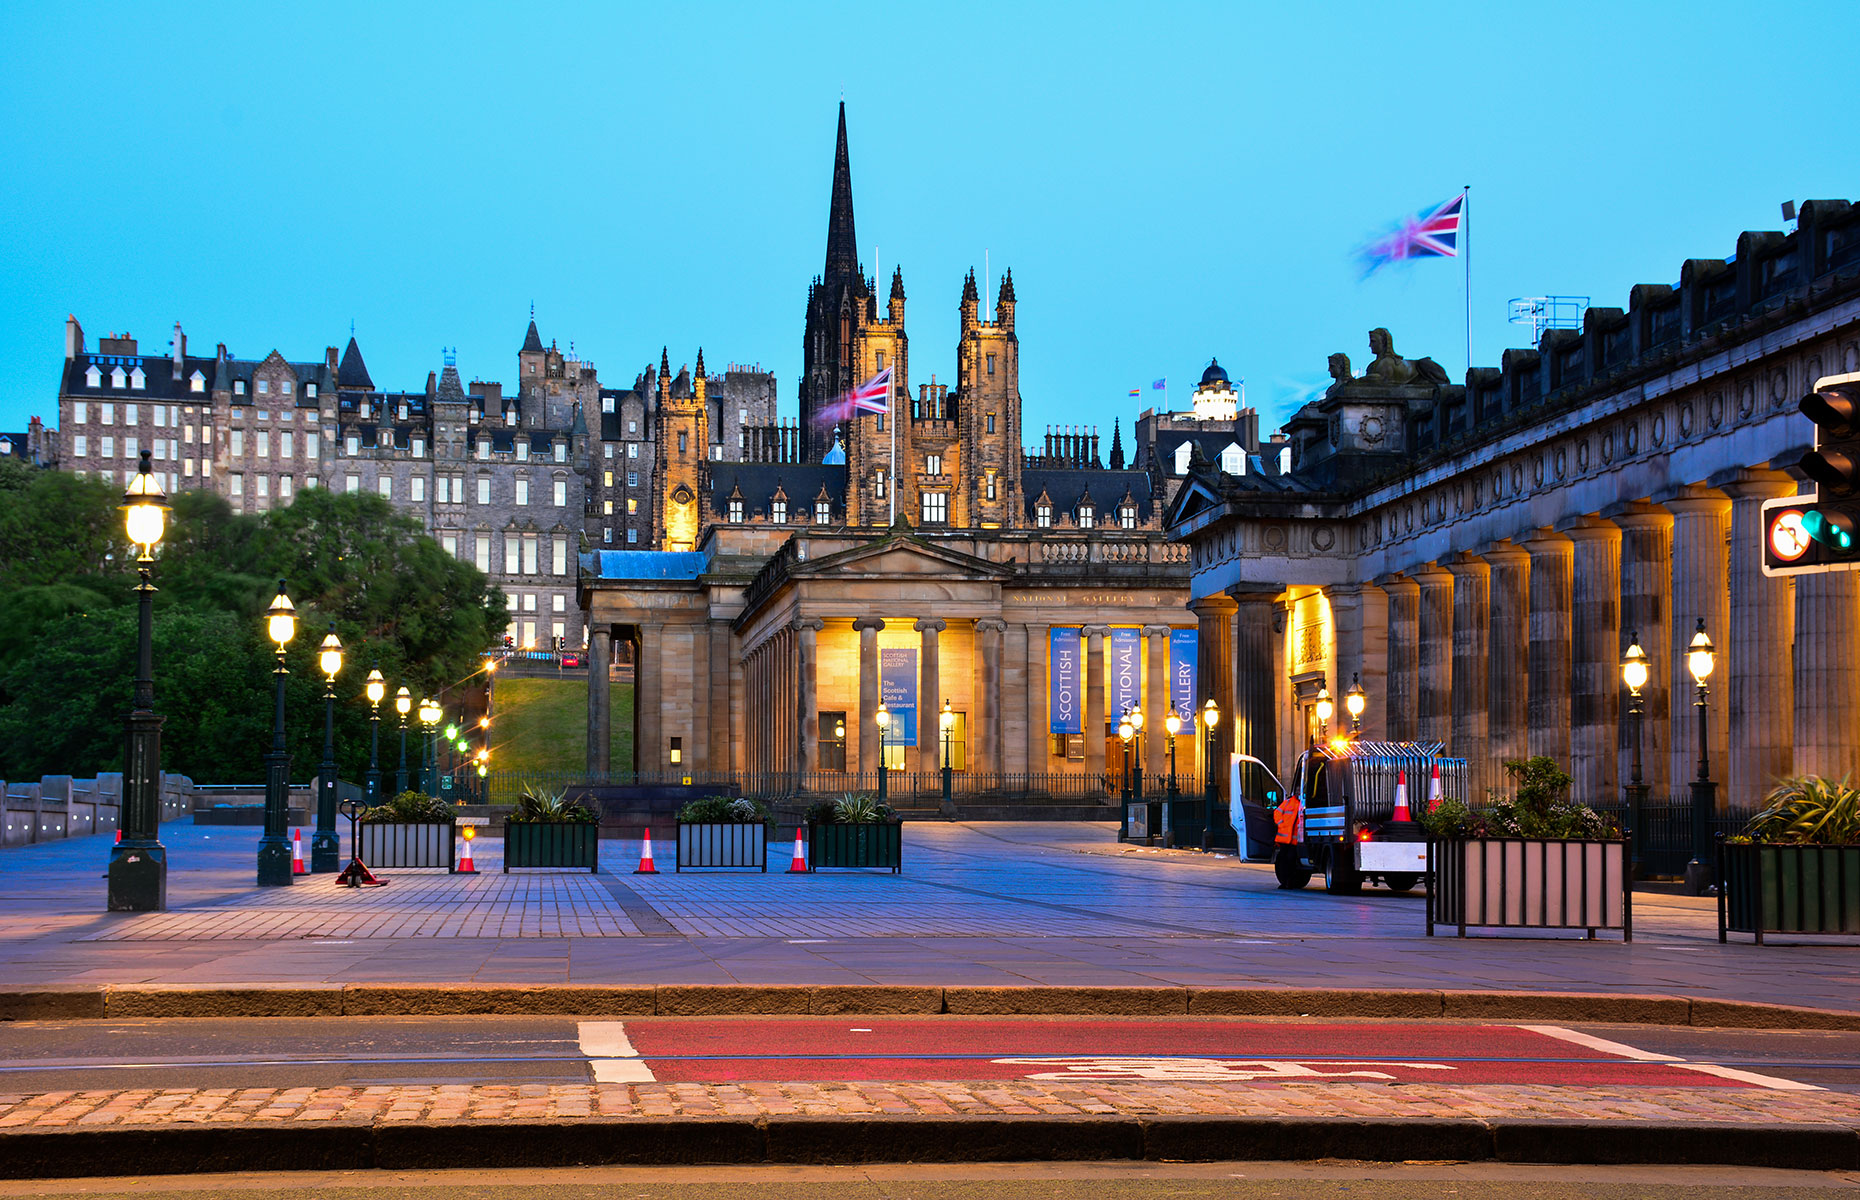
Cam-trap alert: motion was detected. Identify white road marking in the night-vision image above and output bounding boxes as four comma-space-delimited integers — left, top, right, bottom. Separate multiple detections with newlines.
993, 1056, 1456, 1082
1523, 1025, 1823, 1091
578, 1021, 655, 1083
1520, 1025, 1682, 1061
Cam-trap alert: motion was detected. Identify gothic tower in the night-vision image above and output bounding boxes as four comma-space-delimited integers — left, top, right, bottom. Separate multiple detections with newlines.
845, 265, 910, 527
955, 267, 1022, 527
654, 347, 708, 551
800, 102, 869, 461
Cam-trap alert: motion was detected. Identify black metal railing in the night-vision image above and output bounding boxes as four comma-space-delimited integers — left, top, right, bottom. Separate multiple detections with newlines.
478, 769, 1153, 808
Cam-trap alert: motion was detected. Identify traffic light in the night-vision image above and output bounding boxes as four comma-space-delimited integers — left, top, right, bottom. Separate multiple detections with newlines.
1765, 373, 1860, 577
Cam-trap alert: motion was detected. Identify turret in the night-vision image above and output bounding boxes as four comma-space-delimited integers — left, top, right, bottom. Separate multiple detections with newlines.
889, 266, 906, 325
995, 269, 1015, 332
960, 268, 980, 330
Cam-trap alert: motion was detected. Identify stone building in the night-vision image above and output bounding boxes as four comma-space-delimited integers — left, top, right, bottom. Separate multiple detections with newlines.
1165, 198, 1860, 812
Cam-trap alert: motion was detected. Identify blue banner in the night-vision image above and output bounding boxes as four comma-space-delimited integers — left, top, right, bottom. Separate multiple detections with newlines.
1111, 627, 1141, 716
1048, 627, 1082, 735
880, 647, 918, 747
1169, 628, 1198, 721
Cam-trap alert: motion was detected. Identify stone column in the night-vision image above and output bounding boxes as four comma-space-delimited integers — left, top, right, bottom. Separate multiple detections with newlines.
1446, 554, 1491, 797
1189, 595, 1237, 792
710, 620, 733, 773
1379, 575, 1420, 742
854, 617, 884, 776
1233, 593, 1277, 795
1664, 485, 1731, 798
586, 625, 611, 778
1483, 541, 1531, 772
915, 618, 945, 769
1795, 569, 1860, 782
1327, 583, 1388, 740
1003, 622, 1028, 775
1142, 625, 1171, 768
1524, 530, 1574, 766
1083, 625, 1110, 785
1413, 564, 1454, 747
975, 619, 1005, 776
638, 623, 663, 775
1610, 504, 1673, 804
1720, 471, 1796, 807
795, 618, 823, 777
1565, 516, 1622, 808
1026, 623, 1050, 773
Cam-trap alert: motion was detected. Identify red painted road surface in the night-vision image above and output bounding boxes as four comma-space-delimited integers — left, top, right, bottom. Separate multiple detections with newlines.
614, 1019, 1758, 1087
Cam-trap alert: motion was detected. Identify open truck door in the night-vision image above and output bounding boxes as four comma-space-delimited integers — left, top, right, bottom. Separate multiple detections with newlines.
1228, 753, 1285, 863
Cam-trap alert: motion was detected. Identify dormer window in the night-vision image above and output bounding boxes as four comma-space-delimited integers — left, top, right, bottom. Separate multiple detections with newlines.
815, 500, 830, 524
190, 370, 205, 393
1078, 505, 1095, 529
728, 498, 744, 522
554, 442, 566, 463
1220, 444, 1245, 474
346, 435, 360, 455
85, 365, 102, 388
412, 437, 425, 457
111, 367, 127, 389
771, 499, 788, 523
129, 367, 145, 390
1120, 504, 1137, 529
602, 396, 615, 413
1036, 504, 1052, 528
1173, 442, 1192, 475
516, 442, 529, 461
306, 383, 317, 399
234, 380, 245, 396
360, 400, 371, 419
477, 438, 490, 460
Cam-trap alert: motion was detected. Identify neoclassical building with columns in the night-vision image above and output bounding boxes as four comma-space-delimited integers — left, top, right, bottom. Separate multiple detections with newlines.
1166, 199, 1860, 811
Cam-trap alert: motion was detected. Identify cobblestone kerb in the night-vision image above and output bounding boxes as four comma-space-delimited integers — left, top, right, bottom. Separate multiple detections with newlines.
2, 985, 1855, 1029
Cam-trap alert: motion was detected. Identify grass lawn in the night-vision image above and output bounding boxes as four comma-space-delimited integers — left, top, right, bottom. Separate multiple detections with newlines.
487, 676, 634, 801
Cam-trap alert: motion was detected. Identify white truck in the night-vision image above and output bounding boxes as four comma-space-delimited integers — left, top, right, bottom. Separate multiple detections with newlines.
1270, 738, 1467, 895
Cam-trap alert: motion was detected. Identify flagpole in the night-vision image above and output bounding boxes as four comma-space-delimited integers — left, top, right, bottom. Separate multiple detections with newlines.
1463, 185, 1472, 377
888, 367, 896, 526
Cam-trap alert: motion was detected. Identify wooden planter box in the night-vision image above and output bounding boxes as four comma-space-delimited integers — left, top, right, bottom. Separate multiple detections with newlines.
1719, 842, 1860, 944
676, 822, 768, 872
809, 821, 902, 872
1429, 838, 1631, 940
502, 820, 599, 873
357, 821, 456, 870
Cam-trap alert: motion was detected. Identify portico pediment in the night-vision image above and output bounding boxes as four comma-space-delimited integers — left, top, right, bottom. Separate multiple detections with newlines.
1161, 475, 1229, 532
793, 536, 1014, 581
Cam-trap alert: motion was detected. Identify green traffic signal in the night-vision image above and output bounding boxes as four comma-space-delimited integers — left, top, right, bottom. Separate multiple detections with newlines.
1802, 507, 1856, 552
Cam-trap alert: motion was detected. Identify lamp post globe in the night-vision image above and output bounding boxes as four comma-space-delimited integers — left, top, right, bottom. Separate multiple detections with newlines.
1201, 699, 1221, 848
109, 450, 171, 911
1315, 685, 1334, 742
363, 666, 385, 806
1164, 712, 1182, 808
938, 698, 955, 812
256, 581, 297, 886
1345, 674, 1367, 733
874, 702, 890, 804
393, 686, 412, 795
310, 624, 344, 872
1685, 619, 1719, 895
1620, 634, 1650, 872
418, 697, 442, 794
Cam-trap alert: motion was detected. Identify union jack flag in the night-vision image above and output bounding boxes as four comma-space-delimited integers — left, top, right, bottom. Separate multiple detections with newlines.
814, 366, 893, 424
1357, 192, 1464, 276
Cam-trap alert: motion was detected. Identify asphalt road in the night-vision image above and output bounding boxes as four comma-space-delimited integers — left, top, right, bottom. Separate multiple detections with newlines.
0, 1162, 1855, 1199
1, 1015, 1855, 1093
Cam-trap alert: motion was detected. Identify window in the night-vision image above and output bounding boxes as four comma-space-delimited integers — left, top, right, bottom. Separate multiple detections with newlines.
1121, 504, 1137, 529
602, 395, 615, 414
190, 371, 205, 393
727, 498, 743, 522
985, 472, 997, 501
183, 458, 194, 477
677, 431, 687, 453
987, 412, 996, 434
626, 471, 638, 488
477, 438, 489, 460
553, 593, 566, 614
255, 474, 269, 499
475, 535, 490, 571
73, 435, 87, 456
877, 413, 885, 432
875, 352, 886, 371
553, 442, 566, 463
604, 528, 613, 543
939, 710, 969, 770
477, 477, 491, 505
1220, 445, 1245, 474
256, 379, 269, 396
256, 431, 269, 458
360, 401, 371, 420
234, 380, 246, 396
505, 536, 520, 574
280, 431, 292, 458
815, 500, 830, 524
230, 473, 244, 497
771, 499, 788, 523
377, 476, 392, 499
281, 380, 293, 396
85, 366, 101, 388
305, 433, 319, 459
628, 419, 637, 434
1173, 442, 1192, 475
306, 383, 316, 398
925, 454, 942, 475
73, 402, 87, 424
101, 436, 115, 458
521, 593, 536, 612
411, 437, 424, 457
875, 470, 887, 500
515, 479, 529, 506
1078, 505, 1095, 529
153, 405, 165, 428
552, 536, 567, 576
101, 402, 114, 425
522, 534, 539, 575
124, 404, 138, 425
553, 480, 566, 507
441, 533, 457, 557
626, 498, 637, 514
605, 444, 614, 459
345, 474, 360, 494
603, 470, 613, 488
516, 442, 529, 461
124, 436, 138, 460
921, 491, 947, 524
280, 476, 293, 500
378, 429, 391, 449
986, 353, 995, 376
411, 476, 425, 502
818, 710, 848, 771
111, 367, 126, 388
1037, 504, 1052, 528
628, 443, 638, 459
604, 500, 613, 515
345, 434, 359, 455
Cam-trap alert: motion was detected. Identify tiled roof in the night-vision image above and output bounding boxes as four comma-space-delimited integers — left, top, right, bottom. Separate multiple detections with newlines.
336, 338, 374, 390
709, 463, 847, 514
1022, 468, 1154, 520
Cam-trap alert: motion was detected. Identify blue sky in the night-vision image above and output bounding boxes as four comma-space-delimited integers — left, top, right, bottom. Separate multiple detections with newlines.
1, 1, 1851, 441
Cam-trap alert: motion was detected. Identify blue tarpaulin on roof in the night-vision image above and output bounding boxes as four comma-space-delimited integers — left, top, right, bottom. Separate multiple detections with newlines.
580, 550, 710, 580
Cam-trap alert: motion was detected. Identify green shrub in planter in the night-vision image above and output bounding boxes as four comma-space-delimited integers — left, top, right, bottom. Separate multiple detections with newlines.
361, 790, 455, 823
509, 784, 597, 824
806, 793, 902, 872
1720, 776, 1860, 942
678, 795, 772, 827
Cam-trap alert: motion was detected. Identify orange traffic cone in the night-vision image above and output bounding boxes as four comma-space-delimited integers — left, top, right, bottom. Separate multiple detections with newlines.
291, 828, 307, 874
786, 827, 809, 874
1428, 763, 1444, 813
114, 829, 122, 845
1391, 770, 1411, 822
456, 827, 477, 874
634, 828, 659, 874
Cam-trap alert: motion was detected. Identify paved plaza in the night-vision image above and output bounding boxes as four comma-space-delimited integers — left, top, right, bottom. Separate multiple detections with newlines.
0, 821, 1853, 1008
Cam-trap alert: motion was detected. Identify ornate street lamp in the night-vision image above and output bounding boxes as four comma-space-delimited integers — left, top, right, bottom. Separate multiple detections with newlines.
364, 667, 386, 805
939, 698, 955, 810
393, 686, 412, 795
1685, 619, 1718, 895
874, 701, 890, 805
311, 624, 344, 872
1129, 705, 1145, 808
109, 451, 170, 911
1118, 710, 1135, 802
257, 581, 297, 886
419, 696, 442, 794
1164, 712, 1181, 802
1201, 698, 1221, 846
1315, 685, 1334, 742
1345, 674, 1367, 735
1621, 635, 1650, 874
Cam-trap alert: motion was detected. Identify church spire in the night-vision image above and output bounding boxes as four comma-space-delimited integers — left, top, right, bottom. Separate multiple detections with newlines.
824, 101, 859, 282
